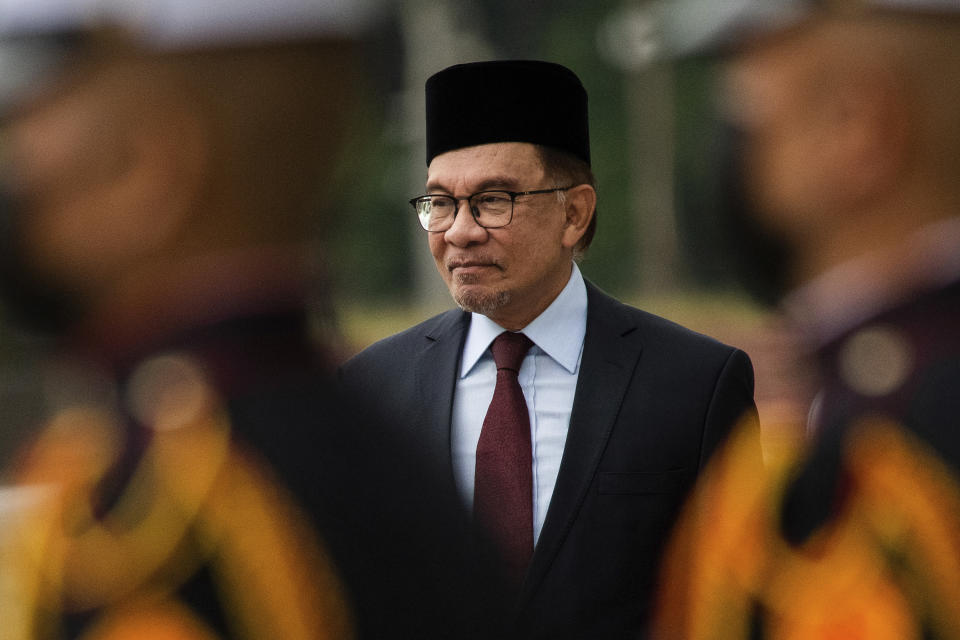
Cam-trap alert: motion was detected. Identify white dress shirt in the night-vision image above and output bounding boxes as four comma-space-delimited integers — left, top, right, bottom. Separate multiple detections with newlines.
451, 263, 587, 545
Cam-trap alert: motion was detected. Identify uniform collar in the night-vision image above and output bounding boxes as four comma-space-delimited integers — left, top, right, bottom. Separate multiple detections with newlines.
784, 216, 960, 347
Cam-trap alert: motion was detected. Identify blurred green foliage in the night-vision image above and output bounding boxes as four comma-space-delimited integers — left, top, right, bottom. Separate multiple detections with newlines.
326, 92, 415, 306
538, 1, 635, 295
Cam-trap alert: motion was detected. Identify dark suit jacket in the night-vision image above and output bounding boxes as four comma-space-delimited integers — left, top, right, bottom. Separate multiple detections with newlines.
340, 281, 759, 638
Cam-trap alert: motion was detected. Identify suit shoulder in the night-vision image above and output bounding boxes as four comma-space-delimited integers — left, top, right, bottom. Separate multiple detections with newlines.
341, 308, 464, 372
636, 305, 735, 353
588, 284, 740, 356
587, 285, 755, 394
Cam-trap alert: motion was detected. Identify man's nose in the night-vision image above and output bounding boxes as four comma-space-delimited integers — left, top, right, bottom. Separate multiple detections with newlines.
443, 199, 487, 245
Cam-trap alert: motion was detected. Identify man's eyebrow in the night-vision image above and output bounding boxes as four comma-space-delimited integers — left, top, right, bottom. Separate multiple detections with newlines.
476, 176, 520, 191
424, 175, 520, 194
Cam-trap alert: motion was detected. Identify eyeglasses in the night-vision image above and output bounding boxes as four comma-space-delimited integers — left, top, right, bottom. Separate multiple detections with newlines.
409, 186, 574, 232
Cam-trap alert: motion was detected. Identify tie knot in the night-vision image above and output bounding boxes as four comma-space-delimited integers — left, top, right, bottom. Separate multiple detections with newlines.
490, 331, 533, 373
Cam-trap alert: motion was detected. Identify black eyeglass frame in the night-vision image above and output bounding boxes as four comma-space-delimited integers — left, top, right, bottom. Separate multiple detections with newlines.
408, 186, 575, 232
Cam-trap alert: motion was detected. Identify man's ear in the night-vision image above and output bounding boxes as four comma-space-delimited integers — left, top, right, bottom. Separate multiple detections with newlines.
561, 183, 596, 249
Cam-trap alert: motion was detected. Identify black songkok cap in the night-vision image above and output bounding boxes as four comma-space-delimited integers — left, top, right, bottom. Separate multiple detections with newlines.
425, 60, 590, 166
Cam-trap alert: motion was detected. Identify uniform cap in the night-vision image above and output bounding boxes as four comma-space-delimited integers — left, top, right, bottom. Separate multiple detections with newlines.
0, 0, 385, 47
660, 0, 960, 56
0, 0, 384, 121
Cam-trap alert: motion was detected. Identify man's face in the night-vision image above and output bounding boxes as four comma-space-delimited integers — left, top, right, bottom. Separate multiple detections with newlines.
0, 57, 136, 330
426, 142, 576, 330
4, 59, 148, 295
3, 50, 203, 306
722, 28, 836, 242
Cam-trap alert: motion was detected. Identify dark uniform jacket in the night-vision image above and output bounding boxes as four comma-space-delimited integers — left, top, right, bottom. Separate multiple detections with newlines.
24, 263, 507, 640
784, 276, 960, 543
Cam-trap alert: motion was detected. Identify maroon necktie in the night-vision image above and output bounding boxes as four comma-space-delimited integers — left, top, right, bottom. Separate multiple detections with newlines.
474, 331, 534, 582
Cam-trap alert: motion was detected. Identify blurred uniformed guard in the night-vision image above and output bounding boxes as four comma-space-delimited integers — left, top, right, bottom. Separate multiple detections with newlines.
655, 1, 960, 638
0, 1, 508, 638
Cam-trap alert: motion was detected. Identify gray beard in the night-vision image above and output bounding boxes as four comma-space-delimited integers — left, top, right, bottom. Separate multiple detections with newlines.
453, 288, 512, 317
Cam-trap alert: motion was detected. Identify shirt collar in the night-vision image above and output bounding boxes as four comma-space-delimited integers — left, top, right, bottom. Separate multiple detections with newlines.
460, 263, 588, 377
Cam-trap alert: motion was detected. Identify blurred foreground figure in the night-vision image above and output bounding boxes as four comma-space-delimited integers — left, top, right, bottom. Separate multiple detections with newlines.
0, 1, 505, 638
656, 1, 960, 637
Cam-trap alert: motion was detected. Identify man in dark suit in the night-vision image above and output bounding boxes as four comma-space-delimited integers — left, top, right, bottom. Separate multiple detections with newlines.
654, 2, 960, 636
340, 60, 759, 639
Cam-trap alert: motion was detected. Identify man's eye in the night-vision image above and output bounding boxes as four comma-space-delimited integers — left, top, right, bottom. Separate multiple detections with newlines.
478, 194, 509, 205
430, 197, 454, 209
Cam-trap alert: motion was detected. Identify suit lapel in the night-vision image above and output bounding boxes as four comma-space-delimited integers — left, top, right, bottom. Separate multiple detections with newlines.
520, 283, 644, 603
414, 309, 470, 479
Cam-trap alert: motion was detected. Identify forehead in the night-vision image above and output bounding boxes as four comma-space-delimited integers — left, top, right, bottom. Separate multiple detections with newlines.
721, 29, 821, 123
426, 142, 544, 190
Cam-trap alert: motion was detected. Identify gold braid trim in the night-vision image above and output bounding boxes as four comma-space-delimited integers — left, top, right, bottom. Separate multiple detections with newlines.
653, 415, 960, 639
8, 352, 354, 639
